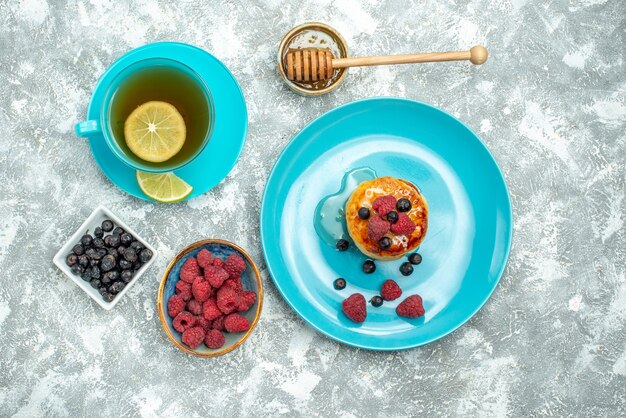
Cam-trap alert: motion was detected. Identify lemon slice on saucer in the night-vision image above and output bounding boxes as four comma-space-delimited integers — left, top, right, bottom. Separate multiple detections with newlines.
124, 101, 186, 163
136, 171, 193, 203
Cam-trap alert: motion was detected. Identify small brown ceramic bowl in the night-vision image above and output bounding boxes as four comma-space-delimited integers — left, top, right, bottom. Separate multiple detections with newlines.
278, 22, 349, 96
157, 239, 263, 357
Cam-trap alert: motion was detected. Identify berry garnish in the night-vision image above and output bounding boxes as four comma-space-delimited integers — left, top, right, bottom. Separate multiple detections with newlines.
101, 220, 114, 232
94, 226, 104, 238
396, 295, 425, 318
358, 207, 370, 220
378, 237, 391, 250
333, 278, 347, 290
81, 234, 93, 247
409, 253, 422, 265
336, 239, 349, 251
396, 198, 411, 212
120, 232, 133, 246
72, 244, 84, 256
66, 254, 78, 266
390, 213, 416, 236
400, 262, 414, 276
370, 296, 383, 307
342, 293, 367, 323
387, 210, 399, 223
362, 260, 376, 274
372, 195, 397, 216
381, 279, 402, 301
367, 216, 390, 241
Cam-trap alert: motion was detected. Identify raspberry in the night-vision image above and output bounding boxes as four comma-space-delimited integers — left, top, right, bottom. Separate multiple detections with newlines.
181, 326, 205, 349
390, 213, 416, 236
224, 253, 246, 278
180, 258, 200, 283
213, 258, 225, 268
212, 314, 225, 331
192, 277, 212, 302
216, 287, 238, 314
167, 294, 186, 318
197, 248, 214, 268
396, 295, 425, 318
342, 293, 367, 323
224, 313, 250, 333
236, 290, 256, 312
205, 329, 226, 349
381, 279, 402, 301
372, 195, 396, 216
367, 216, 390, 241
186, 299, 203, 316
175, 280, 192, 301
202, 298, 222, 320
222, 277, 243, 293
194, 315, 212, 332
204, 265, 229, 289
173, 311, 194, 333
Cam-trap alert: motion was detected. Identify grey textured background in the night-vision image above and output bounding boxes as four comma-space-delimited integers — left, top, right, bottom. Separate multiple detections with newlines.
1, 0, 625, 416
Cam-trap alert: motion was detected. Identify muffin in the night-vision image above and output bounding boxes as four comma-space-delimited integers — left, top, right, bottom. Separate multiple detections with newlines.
345, 177, 428, 260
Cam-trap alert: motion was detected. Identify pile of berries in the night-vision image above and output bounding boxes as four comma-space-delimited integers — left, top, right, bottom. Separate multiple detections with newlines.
361, 195, 416, 250
167, 249, 256, 350
334, 252, 425, 323
65, 219, 153, 302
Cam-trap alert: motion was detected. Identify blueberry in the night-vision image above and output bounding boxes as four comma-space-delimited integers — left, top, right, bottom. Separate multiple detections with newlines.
94, 226, 104, 239
387, 211, 399, 223
105, 234, 120, 248
101, 255, 116, 272
378, 237, 392, 250
90, 266, 101, 279
362, 260, 376, 274
101, 220, 114, 232
81, 269, 92, 281
396, 198, 411, 212
400, 262, 414, 276
81, 234, 93, 248
120, 233, 133, 246
408, 253, 422, 265
357, 207, 370, 220
119, 259, 132, 270
117, 246, 126, 256
133, 261, 143, 271
89, 258, 99, 267
90, 279, 101, 289
370, 296, 383, 307
130, 241, 144, 252
98, 287, 108, 296
336, 239, 349, 252
139, 248, 153, 263
102, 292, 115, 302
107, 248, 118, 258
103, 270, 119, 282
120, 270, 133, 283
70, 264, 84, 275
78, 255, 89, 267
85, 248, 97, 259
101, 274, 112, 286
333, 278, 347, 290
72, 244, 84, 256
92, 238, 105, 248
66, 254, 78, 266
113, 227, 124, 236
109, 281, 125, 294
123, 248, 138, 262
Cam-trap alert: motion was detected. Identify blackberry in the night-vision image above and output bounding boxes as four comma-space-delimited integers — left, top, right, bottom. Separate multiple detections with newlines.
101, 220, 114, 232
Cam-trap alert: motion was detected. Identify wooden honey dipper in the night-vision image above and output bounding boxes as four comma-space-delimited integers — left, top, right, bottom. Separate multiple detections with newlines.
285, 45, 488, 82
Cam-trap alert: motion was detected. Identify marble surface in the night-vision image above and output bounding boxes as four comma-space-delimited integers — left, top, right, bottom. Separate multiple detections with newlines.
1, 0, 625, 416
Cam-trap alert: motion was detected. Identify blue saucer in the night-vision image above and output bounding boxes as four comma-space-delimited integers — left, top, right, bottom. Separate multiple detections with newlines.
84, 42, 247, 201
260, 98, 513, 351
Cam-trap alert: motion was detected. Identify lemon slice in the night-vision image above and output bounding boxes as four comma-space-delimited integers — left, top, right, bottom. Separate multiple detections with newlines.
136, 171, 193, 203
124, 101, 186, 162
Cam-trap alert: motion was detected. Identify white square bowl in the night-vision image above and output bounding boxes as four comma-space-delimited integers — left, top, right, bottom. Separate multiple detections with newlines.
53, 205, 158, 310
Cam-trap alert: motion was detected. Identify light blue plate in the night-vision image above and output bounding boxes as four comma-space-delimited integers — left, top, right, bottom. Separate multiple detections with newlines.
83, 42, 247, 201
260, 97, 513, 351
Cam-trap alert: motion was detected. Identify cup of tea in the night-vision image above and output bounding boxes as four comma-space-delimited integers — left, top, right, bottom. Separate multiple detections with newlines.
75, 57, 215, 173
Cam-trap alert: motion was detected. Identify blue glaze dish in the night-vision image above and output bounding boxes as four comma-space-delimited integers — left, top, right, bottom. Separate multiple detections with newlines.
260, 97, 513, 351
77, 42, 247, 201
157, 240, 263, 357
